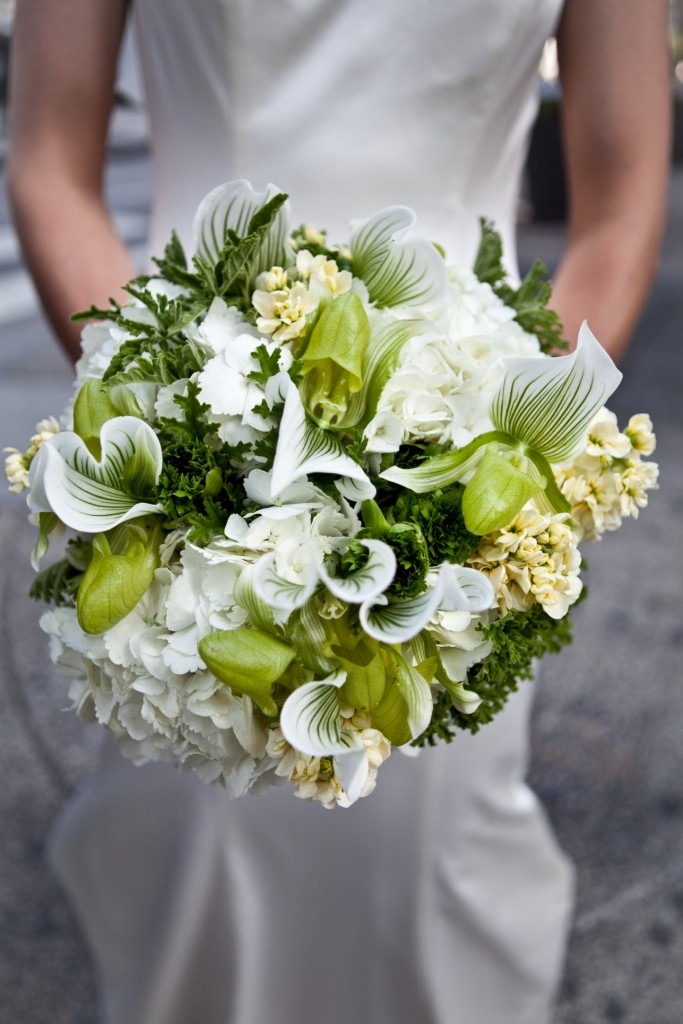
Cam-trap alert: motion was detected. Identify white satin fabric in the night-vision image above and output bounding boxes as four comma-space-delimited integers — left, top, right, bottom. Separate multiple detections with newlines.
51, 2, 574, 1022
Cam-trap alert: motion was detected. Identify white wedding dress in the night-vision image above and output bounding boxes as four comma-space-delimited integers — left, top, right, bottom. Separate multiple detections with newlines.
50, 2, 574, 1022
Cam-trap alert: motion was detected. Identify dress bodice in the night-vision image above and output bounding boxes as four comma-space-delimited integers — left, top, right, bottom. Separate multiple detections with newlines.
133, 0, 563, 268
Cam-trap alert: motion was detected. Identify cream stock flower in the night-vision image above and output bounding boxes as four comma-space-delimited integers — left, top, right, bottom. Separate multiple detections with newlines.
470, 507, 582, 619
295, 250, 353, 296
626, 413, 656, 455
252, 281, 318, 341
4, 416, 61, 494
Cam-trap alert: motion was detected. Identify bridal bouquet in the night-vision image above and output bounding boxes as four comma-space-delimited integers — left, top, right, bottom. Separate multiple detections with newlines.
5, 181, 658, 807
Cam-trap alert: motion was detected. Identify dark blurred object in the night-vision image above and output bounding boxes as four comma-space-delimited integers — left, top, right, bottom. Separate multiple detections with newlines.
526, 81, 567, 223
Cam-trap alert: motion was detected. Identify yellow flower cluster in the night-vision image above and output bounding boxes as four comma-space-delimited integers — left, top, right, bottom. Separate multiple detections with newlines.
4, 416, 61, 495
554, 410, 658, 542
469, 507, 582, 620
252, 250, 352, 343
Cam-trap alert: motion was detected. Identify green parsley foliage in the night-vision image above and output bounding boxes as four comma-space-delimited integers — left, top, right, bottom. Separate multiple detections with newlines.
414, 602, 575, 746
155, 382, 248, 542
393, 483, 480, 566
248, 344, 283, 387
384, 523, 430, 599
472, 218, 566, 354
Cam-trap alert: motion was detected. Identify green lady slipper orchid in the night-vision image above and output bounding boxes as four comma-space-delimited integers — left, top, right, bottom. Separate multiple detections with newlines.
77, 519, 161, 634
380, 323, 622, 531
300, 292, 370, 429
461, 446, 542, 535
199, 628, 296, 717
28, 416, 164, 533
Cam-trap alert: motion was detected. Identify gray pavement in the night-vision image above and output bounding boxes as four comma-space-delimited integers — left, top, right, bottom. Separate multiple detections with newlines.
0, 141, 682, 1023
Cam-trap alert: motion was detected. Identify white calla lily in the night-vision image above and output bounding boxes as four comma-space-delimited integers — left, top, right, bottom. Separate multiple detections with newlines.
28, 417, 163, 533
350, 206, 447, 309
492, 321, 622, 463
270, 382, 375, 499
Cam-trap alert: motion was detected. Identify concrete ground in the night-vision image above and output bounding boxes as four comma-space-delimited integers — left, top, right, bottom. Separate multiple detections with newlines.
0, 127, 682, 1023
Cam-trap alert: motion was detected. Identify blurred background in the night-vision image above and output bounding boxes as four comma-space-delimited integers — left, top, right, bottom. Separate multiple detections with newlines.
0, 4, 682, 1023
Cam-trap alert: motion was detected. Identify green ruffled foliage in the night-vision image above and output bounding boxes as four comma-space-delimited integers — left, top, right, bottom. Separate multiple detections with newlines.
473, 218, 567, 354
393, 483, 480, 565
415, 601, 578, 747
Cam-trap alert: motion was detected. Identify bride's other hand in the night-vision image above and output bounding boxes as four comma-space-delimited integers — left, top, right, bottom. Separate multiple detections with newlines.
7, 0, 134, 363
552, 0, 670, 362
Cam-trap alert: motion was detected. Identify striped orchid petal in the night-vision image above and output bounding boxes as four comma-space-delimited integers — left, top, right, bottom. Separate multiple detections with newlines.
270, 383, 374, 498
492, 321, 622, 463
378, 432, 497, 493
251, 549, 320, 613
344, 319, 427, 429
28, 417, 163, 533
395, 654, 433, 739
318, 539, 397, 604
350, 206, 447, 309
280, 671, 359, 757
193, 179, 292, 270
438, 564, 494, 613
359, 587, 443, 644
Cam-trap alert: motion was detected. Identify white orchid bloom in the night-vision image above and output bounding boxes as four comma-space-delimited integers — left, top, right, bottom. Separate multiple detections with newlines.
28, 416, 163, 533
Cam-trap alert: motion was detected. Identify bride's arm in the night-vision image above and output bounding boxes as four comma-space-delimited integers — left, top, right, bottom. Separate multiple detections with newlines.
552, 0, 670, 361
7, 0, 135, 363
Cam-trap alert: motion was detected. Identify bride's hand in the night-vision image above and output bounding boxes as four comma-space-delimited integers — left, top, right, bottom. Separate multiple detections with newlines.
7, 0, 136, 363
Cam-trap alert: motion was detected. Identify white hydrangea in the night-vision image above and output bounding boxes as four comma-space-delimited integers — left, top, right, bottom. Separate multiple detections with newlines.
364, 269, 539, 454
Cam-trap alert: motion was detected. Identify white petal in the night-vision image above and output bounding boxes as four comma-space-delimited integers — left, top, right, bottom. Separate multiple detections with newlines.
251, 550, 319, 612
270, 385, 374, 498
28, 417, 163, 533
437, 563, 495, 612
193, 179, 292, 270
359, 586, 442, 644
280, 674, 361, 758
350, 206, 447, 309
334, 747, 369, 804
318, 539, 397, 604
492, 321, 622, 463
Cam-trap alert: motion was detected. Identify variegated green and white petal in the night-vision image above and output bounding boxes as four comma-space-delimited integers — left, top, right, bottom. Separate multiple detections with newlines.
319, 539, 397, 604
437, 563, 494, 613
378, 439, 489, 493
28, 418, 163, 533
252, 550, 320, 613
334, 747, 369, 804
350, 206, 447, 308
280, 672, 360, 758
233, 564, 276, 633
492, 321, 622, 463
270, 384, 374, 498
443, 680, 482, 715
193, 179, 292, 269
395, 654, 433, 739
335, 475, 376, 502
359, 586, 443, 644
344, 319, 427, 428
